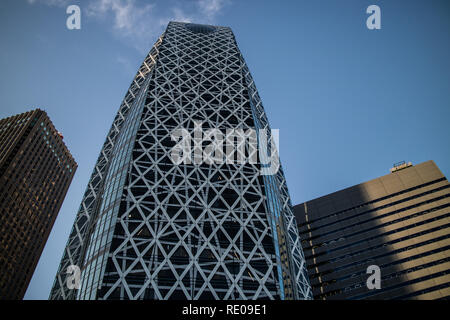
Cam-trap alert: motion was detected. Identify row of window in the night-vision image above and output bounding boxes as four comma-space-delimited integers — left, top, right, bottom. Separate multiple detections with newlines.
304, 196, 450, 252
305, 196, 450, 259
299, 177, 447, 229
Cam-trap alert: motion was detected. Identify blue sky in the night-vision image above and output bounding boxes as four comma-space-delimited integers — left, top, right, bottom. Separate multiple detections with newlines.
0, 0, 448, 299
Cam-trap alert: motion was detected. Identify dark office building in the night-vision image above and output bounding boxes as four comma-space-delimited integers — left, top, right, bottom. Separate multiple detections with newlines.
294, 160, 450, 300
0, 109, 77, 300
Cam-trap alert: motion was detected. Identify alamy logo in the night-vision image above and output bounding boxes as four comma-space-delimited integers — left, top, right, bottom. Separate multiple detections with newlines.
170, 121, 280, 175
66, 265, 81, 290
366, 265, 381, 290
66, 5, 81, 30
366, 5, 381, 30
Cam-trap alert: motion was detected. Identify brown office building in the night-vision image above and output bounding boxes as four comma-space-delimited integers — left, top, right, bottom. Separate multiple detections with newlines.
0, 109, 77, 299
294, 160, 450, 300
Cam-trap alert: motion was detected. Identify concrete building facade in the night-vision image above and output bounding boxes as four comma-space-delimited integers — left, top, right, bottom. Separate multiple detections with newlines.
294, 160, 450, 299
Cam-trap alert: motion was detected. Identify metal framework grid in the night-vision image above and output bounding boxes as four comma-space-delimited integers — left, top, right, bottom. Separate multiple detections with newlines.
50, 22, 312, 300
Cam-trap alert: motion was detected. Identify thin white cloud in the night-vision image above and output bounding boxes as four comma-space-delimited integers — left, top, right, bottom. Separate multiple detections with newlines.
27, 0, 230, 53
87, 0, 229, 53
86, 0, 155, 35
86, 0, 163, 53
197, 0, 227, 21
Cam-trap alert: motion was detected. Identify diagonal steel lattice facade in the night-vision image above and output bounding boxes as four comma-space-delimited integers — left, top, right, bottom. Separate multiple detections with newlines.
50, 22, 312, 300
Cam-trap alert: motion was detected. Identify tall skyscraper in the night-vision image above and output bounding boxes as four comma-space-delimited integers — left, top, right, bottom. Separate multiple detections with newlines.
50, 22, 311, 300
0, 109, 77, 300
294, 160, 450, 300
